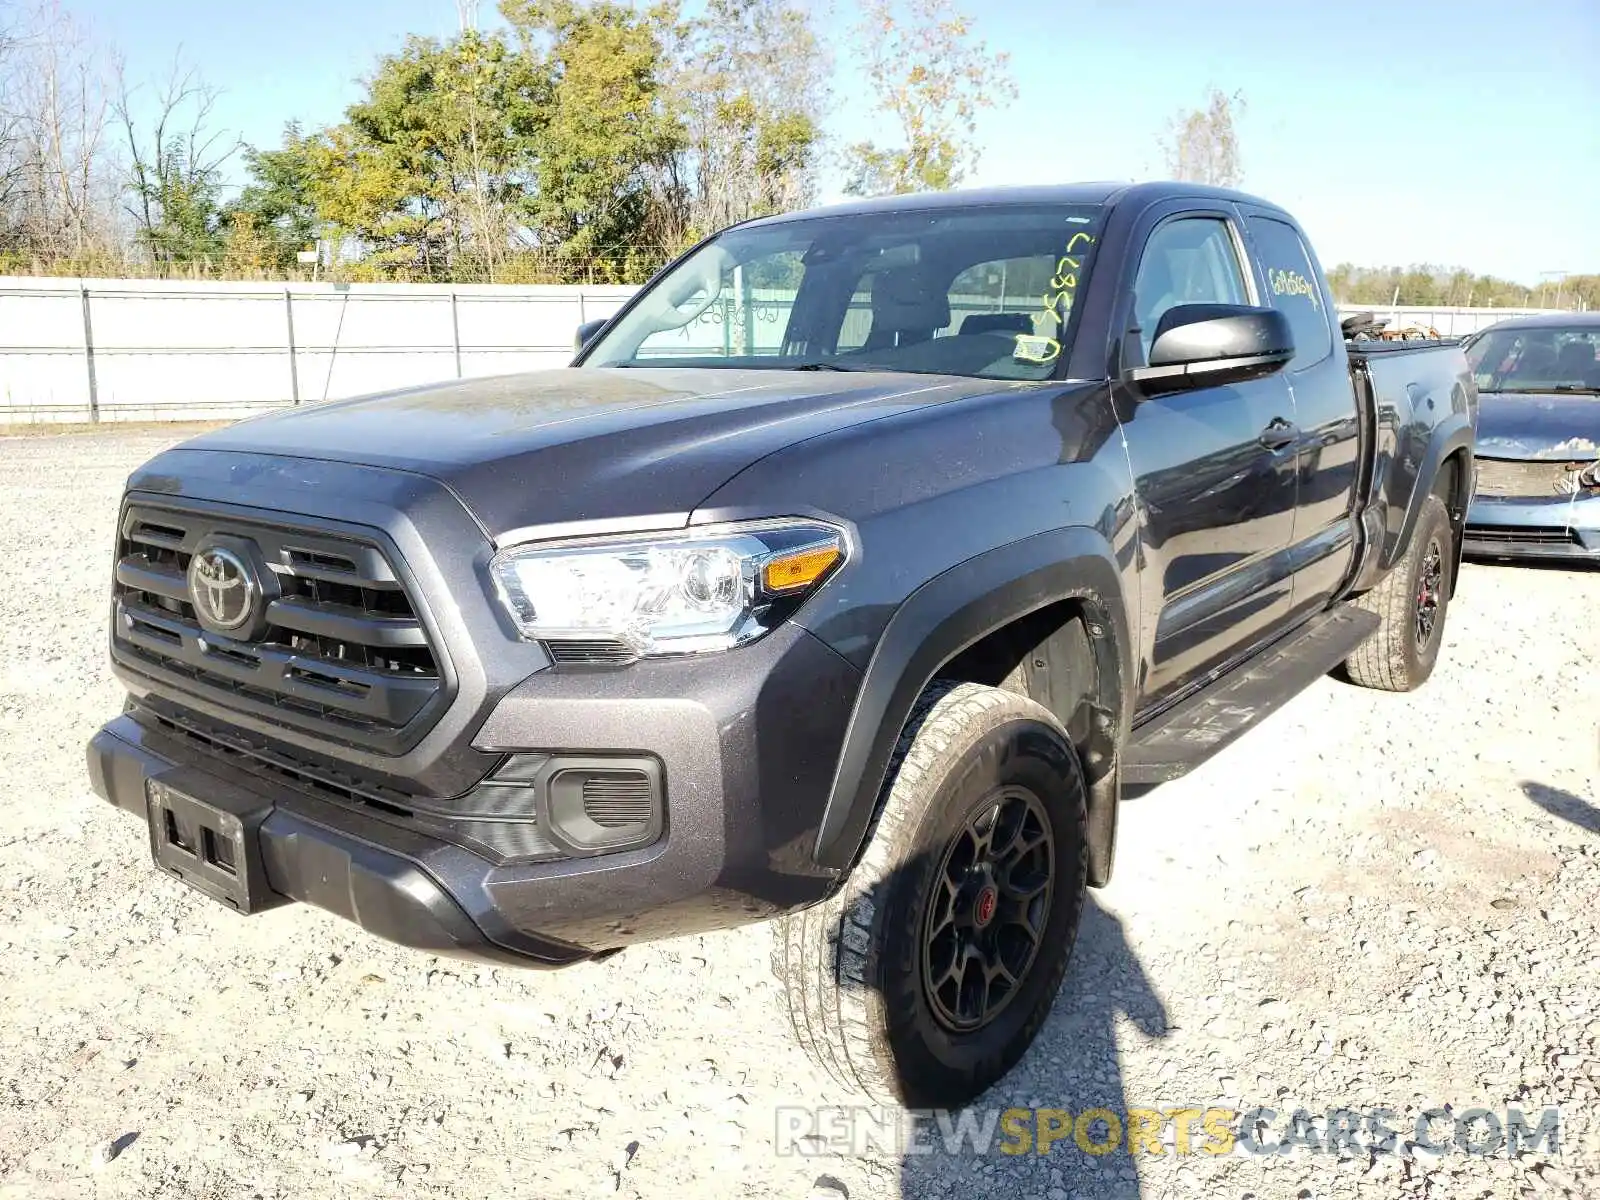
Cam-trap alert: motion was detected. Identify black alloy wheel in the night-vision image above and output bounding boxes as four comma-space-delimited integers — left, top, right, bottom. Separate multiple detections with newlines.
1415, 535, 1444, 651
921, 786, 1055, 1033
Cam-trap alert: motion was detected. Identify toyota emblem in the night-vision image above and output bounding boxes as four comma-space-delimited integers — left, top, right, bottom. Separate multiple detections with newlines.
188, 546, 257, 633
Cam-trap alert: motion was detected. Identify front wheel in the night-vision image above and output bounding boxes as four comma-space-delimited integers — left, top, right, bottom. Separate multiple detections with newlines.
1341, 493, 1455, 691
771, 681, 1089, 1108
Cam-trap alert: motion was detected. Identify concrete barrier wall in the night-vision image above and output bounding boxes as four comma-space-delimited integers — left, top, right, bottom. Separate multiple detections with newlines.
0, 274, 1574, 423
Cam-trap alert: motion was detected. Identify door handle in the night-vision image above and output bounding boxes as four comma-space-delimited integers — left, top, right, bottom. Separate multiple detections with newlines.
1258, 417, 1299, 450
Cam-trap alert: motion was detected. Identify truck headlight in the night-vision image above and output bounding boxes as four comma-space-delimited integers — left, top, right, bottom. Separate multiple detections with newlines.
488, 519, 848, 659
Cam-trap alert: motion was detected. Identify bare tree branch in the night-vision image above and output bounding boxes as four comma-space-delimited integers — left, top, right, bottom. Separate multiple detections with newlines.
1, 1, 116, 262
113, 45, 239, 271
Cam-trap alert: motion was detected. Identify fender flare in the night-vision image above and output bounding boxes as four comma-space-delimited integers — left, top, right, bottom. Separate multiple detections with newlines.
1385, 415, 1474, 578
810, 525, 1133, 875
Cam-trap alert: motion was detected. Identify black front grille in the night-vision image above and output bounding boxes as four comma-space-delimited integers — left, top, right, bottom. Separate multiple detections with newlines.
1467, 524, 1578, 546
112, 503, 446, 751
142, 705, 415, 812
1474, 457, 1586, 498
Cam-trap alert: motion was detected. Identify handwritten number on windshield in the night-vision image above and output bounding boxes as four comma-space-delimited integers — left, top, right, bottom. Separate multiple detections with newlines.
1026, 232, 1097, 362
1041, 232, 1096, 325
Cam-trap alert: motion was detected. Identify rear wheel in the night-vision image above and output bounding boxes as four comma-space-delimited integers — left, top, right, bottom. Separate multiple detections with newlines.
771, 681, 1089, 1108
1341, 493, 1454, 691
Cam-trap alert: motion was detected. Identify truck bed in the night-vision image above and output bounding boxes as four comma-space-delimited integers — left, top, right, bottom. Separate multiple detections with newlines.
1342, 334, 1476, 596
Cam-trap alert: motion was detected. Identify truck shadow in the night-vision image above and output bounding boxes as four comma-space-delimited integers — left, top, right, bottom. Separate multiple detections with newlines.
891, 894, 1169, 1198
1519, 780, 1600, 835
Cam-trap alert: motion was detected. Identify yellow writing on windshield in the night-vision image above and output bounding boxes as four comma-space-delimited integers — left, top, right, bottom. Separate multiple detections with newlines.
1017, 231, 1099, 366
1037, 232, 1098, 336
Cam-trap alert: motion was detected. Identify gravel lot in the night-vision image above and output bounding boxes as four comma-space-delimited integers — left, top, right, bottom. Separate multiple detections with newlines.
2, 426, 1597, 1200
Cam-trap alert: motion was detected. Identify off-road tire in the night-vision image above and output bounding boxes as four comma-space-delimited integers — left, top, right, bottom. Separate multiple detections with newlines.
1342, 493, 1454, 691
771, 681, 1089, 1108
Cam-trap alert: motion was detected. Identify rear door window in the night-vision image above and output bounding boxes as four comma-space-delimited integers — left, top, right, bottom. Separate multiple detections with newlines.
1247, 217, 1332, 370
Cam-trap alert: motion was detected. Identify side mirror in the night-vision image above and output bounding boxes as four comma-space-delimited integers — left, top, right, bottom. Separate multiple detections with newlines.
573, 318, 609, 356
1127, 304, 1295, 395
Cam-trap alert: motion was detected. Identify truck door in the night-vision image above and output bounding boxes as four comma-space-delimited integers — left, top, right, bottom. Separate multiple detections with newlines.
1239, 210, 1363, 623
1113, 208, 1301, 710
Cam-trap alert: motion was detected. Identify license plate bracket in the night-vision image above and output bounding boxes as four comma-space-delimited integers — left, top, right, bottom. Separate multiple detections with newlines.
146, 778, 286, 914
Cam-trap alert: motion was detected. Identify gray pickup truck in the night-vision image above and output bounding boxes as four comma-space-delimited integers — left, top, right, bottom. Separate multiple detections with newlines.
89, 182, 1476, 1107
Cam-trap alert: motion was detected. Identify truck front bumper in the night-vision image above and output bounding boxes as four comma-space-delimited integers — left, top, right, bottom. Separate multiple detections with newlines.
89, 715, 600, 967
88, 623, 864, 968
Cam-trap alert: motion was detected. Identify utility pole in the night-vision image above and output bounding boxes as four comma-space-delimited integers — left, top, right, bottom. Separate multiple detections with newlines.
457, 0, 479, 31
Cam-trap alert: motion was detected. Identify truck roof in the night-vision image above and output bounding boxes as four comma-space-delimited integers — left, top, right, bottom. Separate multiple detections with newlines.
739, 180, 1290, 228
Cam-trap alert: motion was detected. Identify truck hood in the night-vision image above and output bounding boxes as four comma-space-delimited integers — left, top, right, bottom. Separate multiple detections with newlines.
183, 367, 1006, 538
1475, 390, 1600, 461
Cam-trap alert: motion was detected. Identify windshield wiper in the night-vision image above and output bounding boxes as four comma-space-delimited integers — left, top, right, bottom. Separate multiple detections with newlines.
792, 361, 860, 372
1549, 385, 1600, 394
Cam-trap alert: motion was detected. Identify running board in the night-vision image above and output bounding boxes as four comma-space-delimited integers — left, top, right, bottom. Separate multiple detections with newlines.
1121, 605, 1380, 785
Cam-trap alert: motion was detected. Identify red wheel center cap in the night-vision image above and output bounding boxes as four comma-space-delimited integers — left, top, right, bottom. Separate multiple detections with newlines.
974, 886, 997, 927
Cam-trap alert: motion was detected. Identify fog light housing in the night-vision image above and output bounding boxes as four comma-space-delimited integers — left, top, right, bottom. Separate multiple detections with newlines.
544, 760, 664, 853
465, 753, 665, 858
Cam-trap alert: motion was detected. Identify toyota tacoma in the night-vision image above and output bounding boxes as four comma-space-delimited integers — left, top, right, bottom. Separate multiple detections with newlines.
88, 182, 1477, 1108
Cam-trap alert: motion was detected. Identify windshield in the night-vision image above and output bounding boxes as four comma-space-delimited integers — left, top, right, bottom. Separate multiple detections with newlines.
1465, 325, 1600, 393
582, 203, 1105, 381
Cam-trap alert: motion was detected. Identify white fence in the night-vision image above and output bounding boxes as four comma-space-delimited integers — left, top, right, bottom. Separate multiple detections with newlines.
0, 277, 636, 424
0, 275, 1575, 424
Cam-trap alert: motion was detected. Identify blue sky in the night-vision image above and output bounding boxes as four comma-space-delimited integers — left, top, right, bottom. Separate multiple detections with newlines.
78, 0, 1599, 283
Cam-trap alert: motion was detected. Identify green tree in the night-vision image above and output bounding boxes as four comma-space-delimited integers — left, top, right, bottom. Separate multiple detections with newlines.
222, 122, 320, 271
302, 120, 422, 276
141, 0, 831, 283
665, 0, 830, 246
841, 0, 1016, 197
501, 0, 683, 278
302, 30, 543, 280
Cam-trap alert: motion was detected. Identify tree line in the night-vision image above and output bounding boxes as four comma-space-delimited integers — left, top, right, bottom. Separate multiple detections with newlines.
0, 0, 1013, 283
1, 2, 1591, 303
1325, 263, 1598, 313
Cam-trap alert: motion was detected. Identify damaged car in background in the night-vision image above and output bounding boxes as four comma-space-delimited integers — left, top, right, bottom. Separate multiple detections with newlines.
1461, 313, 1600, 562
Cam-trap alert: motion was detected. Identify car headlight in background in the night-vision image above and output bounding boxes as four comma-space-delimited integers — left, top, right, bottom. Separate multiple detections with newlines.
489, 519, 848, 660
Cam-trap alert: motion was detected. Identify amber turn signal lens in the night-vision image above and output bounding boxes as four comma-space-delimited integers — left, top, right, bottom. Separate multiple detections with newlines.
763, 544, 841, 594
